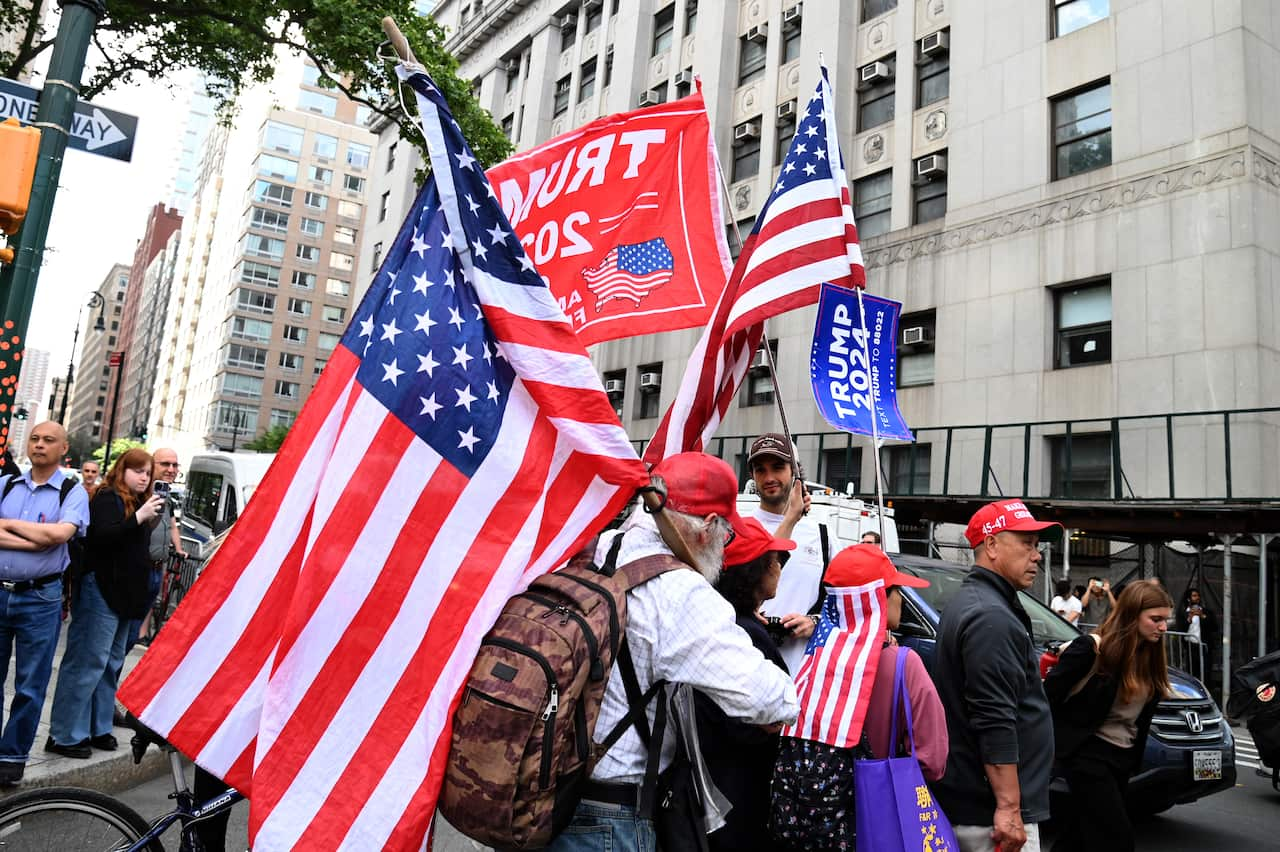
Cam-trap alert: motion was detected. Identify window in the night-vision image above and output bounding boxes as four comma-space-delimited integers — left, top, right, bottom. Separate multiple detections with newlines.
287, 297, 312, 317
299, 217, 324, 237
337, 200, 362, 219
882, 444, 930, 495
820, 447, 863, 494
553, 75, 571, 117
854, 170, 892, 238
775, 106, 797, 165
240, 261, 280, 288
326, 278, 351, 297
1052, 80, 1111, 179
343, 174, 365, 193
334, 225, 356, 245
346, 142, 371, 169
211, 403, 258, 444
738, 35, 767, 85
897, 309, 936, 387
298, 90, 337, 116
862, 0, 897, 20
226, 344, 267, 371
317, 333, 341, 354
378, 191, 390, 223
222, 372, 263, 399
505, 60, 521, 92
304, 191, 328, 211
913, 152, 947, 224
916, 31, 949, 107
295, 244, 320, 263
282, 325, 308, 344
653, 4, 675, 55
1054, 0, 1108, 37
292, 270, 316, 290
502, 114, 514, 139
270, 409, 297, 429
731, 121, 761, 182
1054, 278, 1111, 367
302, 64, 323, 87
579, 58, 597, 102
1050, 432, 1112, 498
308, 165, 332, 185
371, 241, 384, 271
250, 207, 288, 233
278, 352, 302, 372
257, 154, 298, 182
314, 358, 329, 375
354, 104, 373, 127
782, 15, 802, 64
742, 338, 778, 406
243, 235, 285, 260
386, 141, 397, 172
637, 363, 662, 418
322, 305, 347, 323
274, 380, 301, 399
604, 47, 613, 87
231, 316, 272, 343
604, 368, 625, 418
262, 121, 303, 155
560, 16, 577, 52
235, 288, 275, 314
586, 3, 603, 33
685, 0, 697, 35
330, 252, 354, 272
313, 133, 338, 158
253, 181, 293, 207
858, 57, 895, 130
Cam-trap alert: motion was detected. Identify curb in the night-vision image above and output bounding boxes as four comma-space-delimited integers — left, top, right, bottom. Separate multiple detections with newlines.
0, 743, 170, 799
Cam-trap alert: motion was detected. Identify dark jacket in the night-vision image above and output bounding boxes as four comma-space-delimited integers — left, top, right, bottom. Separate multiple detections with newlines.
85, 489, 153, 618
696, 613, 788, 852
1044, 634, 1159, 771
932, 566, 1055, 825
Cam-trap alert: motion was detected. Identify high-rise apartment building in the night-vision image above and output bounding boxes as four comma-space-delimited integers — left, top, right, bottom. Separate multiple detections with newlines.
165, 76, 218, 215
66, 263, 129, 444
120, 228, 183, 440
10, 347, 51, 460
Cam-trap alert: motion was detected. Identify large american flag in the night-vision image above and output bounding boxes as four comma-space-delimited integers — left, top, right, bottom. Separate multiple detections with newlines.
784, 582, 887, 748
581, 237, 676, 310
118, 68, 648, 851
643, 66, 863, 463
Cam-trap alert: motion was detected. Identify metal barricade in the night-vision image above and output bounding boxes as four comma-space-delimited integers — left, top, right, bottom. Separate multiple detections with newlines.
1163, 629, 1208, 684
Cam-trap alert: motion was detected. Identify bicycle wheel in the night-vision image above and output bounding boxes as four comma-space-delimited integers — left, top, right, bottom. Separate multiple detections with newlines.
0, 786, 163, 851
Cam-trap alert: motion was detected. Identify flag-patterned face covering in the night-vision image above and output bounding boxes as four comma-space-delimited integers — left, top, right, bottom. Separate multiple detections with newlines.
782, 580, 887, 748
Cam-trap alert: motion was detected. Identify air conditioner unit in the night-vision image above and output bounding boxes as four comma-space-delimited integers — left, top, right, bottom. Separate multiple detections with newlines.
902, 326, 932, 346
674, 69, 694, 87
783, 3, 803, 25
920, 30, 949, 56
860, 61, 891, 84
503, 58, 519, 73
638, 88, 662, 107
916, 153, 947, 179
746, 23, 768, 43
777, 100, 796, 120
558, 14, 577, 30
604, 378, 625, 395
750, 348, 771, 373
585, 0, 603, 10
733, 120, 761, 144
639, 372, 662, 390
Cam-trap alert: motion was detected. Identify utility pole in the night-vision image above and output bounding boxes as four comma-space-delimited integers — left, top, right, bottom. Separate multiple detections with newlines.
0, 0, 106, 451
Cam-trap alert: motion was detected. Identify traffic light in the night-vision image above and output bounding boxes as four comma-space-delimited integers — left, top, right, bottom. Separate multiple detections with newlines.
0, 117, 41, 238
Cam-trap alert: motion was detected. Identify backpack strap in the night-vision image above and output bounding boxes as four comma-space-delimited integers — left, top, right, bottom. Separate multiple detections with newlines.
1, 474, 75, 507
819, 522, 830, 568
0, 474, 16, 502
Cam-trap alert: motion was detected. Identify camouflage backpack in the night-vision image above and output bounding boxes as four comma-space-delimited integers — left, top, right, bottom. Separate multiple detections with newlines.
439, 534, 682, 849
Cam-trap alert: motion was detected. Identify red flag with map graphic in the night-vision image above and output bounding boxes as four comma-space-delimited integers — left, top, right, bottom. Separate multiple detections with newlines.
486, 91, 730, 347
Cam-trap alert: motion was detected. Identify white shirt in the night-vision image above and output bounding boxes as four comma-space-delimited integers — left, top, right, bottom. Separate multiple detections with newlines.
1051, 595, 1083, 622
754, 508, 825, 674
590, 517, 800, 784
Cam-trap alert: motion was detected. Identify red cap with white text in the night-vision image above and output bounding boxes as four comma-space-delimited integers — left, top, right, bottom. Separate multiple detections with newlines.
963, 500, 1063, 547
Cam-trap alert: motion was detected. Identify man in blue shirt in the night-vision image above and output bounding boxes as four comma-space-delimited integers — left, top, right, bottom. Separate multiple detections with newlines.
0, 421, 89, 785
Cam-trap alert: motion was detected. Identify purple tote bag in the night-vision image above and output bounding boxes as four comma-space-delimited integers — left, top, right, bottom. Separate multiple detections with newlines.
854, 648, 958, 852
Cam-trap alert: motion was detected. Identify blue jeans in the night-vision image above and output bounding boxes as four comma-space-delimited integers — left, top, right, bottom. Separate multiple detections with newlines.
545, 800, 657, 852
124, 564, 163, 652
48, 573, 129, 744
0, 578, 64, 763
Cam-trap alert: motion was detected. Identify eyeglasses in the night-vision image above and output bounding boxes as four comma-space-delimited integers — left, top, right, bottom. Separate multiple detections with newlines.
720, 517, 736, 548
157, 462, 179, 468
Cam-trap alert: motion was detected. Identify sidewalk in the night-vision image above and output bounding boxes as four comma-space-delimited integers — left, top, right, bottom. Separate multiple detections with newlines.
0, 630, 169, 798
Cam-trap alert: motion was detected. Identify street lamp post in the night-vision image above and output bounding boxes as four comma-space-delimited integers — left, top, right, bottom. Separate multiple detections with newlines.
101, 349, 125, 470
57, 291, 105, 423
229, 411, 247, 452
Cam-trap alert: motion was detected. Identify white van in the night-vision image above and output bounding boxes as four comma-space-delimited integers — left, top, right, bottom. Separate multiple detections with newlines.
180, 452, 275, 556
736, 484, 900, 555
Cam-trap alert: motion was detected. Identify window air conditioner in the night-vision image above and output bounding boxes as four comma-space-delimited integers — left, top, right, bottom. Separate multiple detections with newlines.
860, 61, 890, 84
638, 89, 661, 107
750, 348, 771, 372
920, 30, 949, 56
585, 0, 603, 10
503, 58, 519, 73
777, 100, 796, 120
733, 120, 761, 144
639, 372, 662, 390
916, 153, 947, 179
902, 326, 931, 346
559, 14, 577, 30
783, 3, 803, 25
604, 379, 625, 395
674, 69, 694, 87
746, 23, 768, 43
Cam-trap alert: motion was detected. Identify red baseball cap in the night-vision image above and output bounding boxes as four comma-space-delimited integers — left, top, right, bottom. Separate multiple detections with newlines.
964, 500, 1064, 547
651, 452, 752, 538
823, 544, 929, 589
723, 517, 796, 567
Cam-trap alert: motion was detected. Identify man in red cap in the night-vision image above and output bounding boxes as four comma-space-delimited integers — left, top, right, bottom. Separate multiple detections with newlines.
548, 453, 799, 852
932, 501, 1063, 852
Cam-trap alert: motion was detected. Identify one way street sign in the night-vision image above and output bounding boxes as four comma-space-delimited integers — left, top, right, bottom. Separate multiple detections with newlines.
0, 77, 137, 162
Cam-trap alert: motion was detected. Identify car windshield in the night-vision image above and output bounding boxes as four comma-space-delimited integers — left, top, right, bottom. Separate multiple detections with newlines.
900, 562, 1081, 646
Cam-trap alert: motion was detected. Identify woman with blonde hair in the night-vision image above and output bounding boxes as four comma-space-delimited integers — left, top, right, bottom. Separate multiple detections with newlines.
1045, 579, 1173, 851
46, 449, 163, 757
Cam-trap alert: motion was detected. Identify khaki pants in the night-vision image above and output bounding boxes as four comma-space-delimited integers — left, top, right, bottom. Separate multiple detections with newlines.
953, 823, 1041, 852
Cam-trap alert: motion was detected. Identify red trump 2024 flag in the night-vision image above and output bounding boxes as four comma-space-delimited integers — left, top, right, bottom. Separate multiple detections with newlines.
119, 67, 649, 851
486, 91, 731, 347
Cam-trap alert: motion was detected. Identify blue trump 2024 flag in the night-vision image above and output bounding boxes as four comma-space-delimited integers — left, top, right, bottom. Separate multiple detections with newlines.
809, 284, 913, 442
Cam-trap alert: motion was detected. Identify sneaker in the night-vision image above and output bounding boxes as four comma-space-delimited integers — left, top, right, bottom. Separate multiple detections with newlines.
90, 733, 118, 751
44, 737, 92, 759
0, 762, 23, 786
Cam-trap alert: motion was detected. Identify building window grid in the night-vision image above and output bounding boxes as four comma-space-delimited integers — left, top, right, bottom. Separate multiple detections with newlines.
1052, 80, 1112, 180
896, 309, 936, 387
913, 152, 947, 225
1053, 277, 1112, 368
731, 122, 761, 183
553, 75, 572, 117
862, 0, 897, 21
652, 4, 675, 56
738, 35, 767, 86
636, 363, 663, 419
579, 58, 597, 103
775, 107, 797, 166
916, 33, 949, 108
782, 17, 802, 64
854, 170, 892, 239
857, 57, 895, 131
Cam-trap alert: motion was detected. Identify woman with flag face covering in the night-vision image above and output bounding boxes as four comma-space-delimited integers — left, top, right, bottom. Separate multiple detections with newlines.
770, 544, 948, 850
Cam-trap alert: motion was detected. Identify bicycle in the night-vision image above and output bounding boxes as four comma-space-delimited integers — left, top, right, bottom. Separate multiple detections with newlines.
142, 550, 202, 645
0, 717, 243, 851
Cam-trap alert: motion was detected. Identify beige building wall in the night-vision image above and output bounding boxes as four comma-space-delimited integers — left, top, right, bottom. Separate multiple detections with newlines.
66, 263, 129, 445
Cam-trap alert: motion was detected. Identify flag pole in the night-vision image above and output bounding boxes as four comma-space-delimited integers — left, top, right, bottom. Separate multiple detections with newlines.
855, 287, 887, 542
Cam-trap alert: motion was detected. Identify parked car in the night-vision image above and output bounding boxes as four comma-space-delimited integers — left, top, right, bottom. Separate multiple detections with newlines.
889, 552, 1237, 816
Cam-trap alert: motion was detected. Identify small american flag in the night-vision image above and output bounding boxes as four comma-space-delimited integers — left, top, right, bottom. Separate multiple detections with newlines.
119, 68, 648, 851
784, 581, 886, 748
644, 66, 863, 463
581, 238, 675, 310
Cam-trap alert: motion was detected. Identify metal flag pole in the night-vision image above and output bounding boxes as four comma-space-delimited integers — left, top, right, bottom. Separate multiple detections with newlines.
856, 287, 887, 542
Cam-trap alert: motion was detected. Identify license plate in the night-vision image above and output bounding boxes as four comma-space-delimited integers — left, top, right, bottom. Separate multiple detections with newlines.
1192, 750, 1222, 781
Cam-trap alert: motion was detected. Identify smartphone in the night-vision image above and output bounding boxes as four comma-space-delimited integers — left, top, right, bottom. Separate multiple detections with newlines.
153, 481, 171, 499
